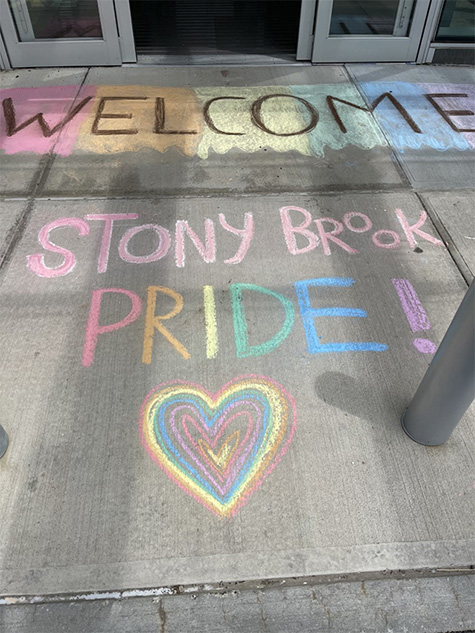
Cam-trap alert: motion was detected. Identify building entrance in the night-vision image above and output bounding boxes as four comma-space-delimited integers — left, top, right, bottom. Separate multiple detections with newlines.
129, 0, 302, 62
1, 0, 473, 68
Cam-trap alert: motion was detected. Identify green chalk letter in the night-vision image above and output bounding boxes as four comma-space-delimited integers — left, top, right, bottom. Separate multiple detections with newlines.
231, 283, 295, 358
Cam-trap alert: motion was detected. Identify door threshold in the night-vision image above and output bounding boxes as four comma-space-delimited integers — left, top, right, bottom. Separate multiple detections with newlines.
131, 53, 309, 66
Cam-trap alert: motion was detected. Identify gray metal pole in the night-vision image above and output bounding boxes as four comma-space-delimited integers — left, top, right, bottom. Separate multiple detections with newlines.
402, 280, 475, 446
0, 424, 8, 459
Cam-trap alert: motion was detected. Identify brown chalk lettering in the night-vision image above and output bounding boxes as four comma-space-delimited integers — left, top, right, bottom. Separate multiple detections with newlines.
2, 96, 92, 138
371, 93, 422, 133
327, 92, 422, 134
91, 96, 147, 135
203, 96, 245, 135
425, 93, 475, 133
326, 96, 368, 133
251, 94, 318, 137
154, 97, 197, 135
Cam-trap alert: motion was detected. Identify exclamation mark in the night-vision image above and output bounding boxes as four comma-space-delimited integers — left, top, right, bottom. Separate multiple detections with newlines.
392, 279, 437, 354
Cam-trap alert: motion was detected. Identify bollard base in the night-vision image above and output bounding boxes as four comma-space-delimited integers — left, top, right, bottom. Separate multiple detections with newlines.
0, 426, 9, 459
401, 410, 445, 447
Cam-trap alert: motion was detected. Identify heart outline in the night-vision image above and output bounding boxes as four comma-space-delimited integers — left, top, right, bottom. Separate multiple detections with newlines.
140, 375, 297, 517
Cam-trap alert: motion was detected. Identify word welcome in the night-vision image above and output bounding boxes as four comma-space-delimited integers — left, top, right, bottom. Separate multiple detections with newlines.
27, 207, 442, 278
1, 83, 473, 157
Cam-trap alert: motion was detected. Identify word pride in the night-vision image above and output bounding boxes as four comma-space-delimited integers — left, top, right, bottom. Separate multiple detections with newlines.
140, 376, 297, 517
81, 276, 438, 367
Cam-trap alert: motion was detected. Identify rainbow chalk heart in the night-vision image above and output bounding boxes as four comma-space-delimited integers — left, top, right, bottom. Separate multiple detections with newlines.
140, 375, 297, 518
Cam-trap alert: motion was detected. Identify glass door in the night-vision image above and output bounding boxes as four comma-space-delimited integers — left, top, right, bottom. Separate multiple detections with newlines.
312, 0, 431, 62
0, 0, 122, 67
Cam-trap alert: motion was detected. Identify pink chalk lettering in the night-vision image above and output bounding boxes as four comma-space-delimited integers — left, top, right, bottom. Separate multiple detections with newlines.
343, 212, 373, 233
27, 217, 90, 278
314, 218, 358, 256
82, 288, 142, 367
413, 337, 437, 354
84, 213, 139, 273
119, 224, 171, 264
372, 229, 401, 249
219, 213, 254, 265
175, 219, 216, 268
280, 206, 319, 255
392, 278, 431, 332
395, 209, 443, 249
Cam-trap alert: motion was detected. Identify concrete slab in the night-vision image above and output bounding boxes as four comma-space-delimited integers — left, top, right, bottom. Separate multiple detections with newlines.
1, 69, 89, 196
420, 191, 475, 281
2, 575, 474, 632
0, 154, 44, 199
0, 193, 473, 597
0, 66, 406, 196
41, 145, 404, 198
347, 64, 475, 85
0, 200, 26, 263
0, 68, 88, 89
83, 65, 348, 88
347, 64, 475, 190
85, 65, 351, 87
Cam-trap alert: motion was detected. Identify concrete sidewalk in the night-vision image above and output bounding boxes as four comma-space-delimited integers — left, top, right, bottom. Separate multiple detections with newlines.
0, 63, 474, 629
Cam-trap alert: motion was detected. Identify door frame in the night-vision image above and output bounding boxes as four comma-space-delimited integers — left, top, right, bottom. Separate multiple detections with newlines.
114, 0, 136, 63
0, 25, 11, 69
311, 0, 432, 63
0, 0, 122, 67
297, 0, 317, 60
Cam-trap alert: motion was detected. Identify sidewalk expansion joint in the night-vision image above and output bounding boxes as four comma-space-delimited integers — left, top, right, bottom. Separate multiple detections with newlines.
344, 64, 417, 190
1, 568, 474, 606
30, 186, 412, 203
0, 71, 91, 280
415, 191, 473, 286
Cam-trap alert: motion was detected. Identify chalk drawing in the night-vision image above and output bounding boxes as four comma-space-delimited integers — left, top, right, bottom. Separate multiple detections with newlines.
80, 277, 442, 364
2, 83, 473, 157
27, 207, 444, 281
140, 375, 297, 517
392, 279, 437, 354
82, 288, 142, 367
359, 82, 474, 151
27, 217, 90, 278
343, 211, 373, 233
85, 213, 139, 273
77, 86, 203, 156
142, 286, 190, 363
0, 86, 95, 155
372, 229, 401, 250
280, 206, 320, 255
280, 207, 443, 257
119, 224, 171, 264
230, 284, 295, 358
422, 85, 475, 148
203, 285, 219, 359
295, 278, 388, 354
219, 213, 254, 264
175, 219, 216, 268
195, 86, 313, 158
290, 85, 386, 156
314, 218, 359, 256
395, 209, 443, 249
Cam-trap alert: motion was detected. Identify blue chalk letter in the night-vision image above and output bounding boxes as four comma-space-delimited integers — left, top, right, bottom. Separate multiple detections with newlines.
295, 278, 388, 353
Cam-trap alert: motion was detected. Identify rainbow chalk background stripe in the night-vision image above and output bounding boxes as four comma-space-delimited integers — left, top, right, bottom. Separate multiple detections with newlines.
140, 375, 297, 517
2, 83, 473, 158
